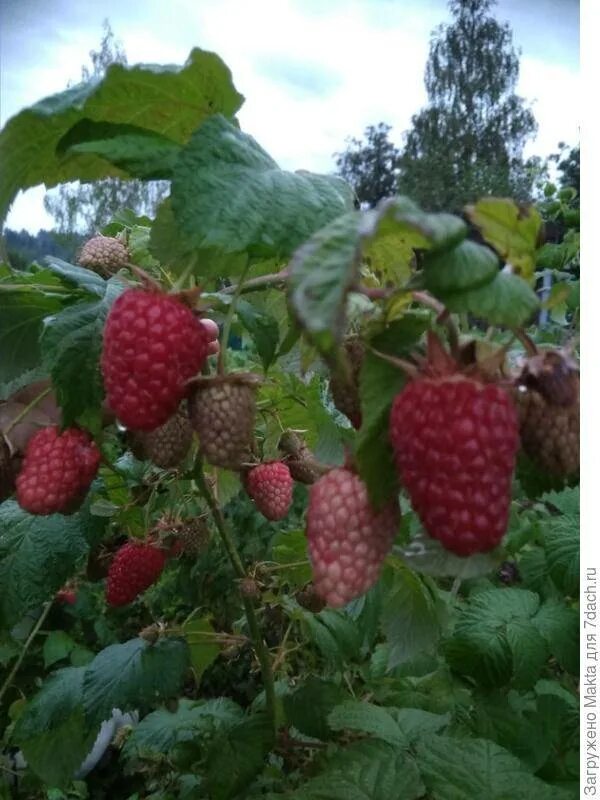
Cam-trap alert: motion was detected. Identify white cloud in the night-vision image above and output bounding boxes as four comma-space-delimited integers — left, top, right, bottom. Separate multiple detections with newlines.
1, 0, 578, 232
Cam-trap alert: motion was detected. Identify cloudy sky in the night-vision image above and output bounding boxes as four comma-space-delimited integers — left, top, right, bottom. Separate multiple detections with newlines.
1, 0, 579, 233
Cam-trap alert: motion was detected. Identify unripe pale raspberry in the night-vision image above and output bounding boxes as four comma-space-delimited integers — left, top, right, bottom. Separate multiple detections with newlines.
102, 288, 212, 431
15, 426, 100, 515
245, 461, 293, 521
188, 373, 261, 470
78, 235, 129, 277
306, 468, 399, 608
105, 540, 167, 607
129, 406, 193, 468
390, 377, 519, 556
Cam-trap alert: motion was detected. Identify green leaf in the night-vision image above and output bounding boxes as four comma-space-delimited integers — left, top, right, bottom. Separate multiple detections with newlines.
13, 667, 97, 789
123, 698, 243, 759
0, 500, 89, 626
328, 701, 447, 747
544, 518, 579, 596
41, 277, 124, 424
283, 678, 348, 740
43, 256, 107, 296
415, 734, 570, 800
355, 315, 428, 508
0, 271, 65, 390
441, 269, 539, 327
397, 531, 501, 578
57, 120, 181, 179
287, 211, 361, 355
466, 198, 543, 283
0, 48, 244, 224
380, 559, 442, 669
445, 588, 543, 688
43, 630, 76, 668
205, 712, 274, 800
83, 637, 190, 726
531, 600, 579, 674
423, 239, 499, 294
292, 739, 425, 800
236, 299, 280, 371
181, 614, 220, 680
171, 114, 353, 260
270, 529, 312, 587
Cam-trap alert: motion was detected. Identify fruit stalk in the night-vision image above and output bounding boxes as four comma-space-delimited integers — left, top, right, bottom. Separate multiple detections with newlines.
0, 600, 53, 705
195, 464, 277, 734
1, 386, 52, 436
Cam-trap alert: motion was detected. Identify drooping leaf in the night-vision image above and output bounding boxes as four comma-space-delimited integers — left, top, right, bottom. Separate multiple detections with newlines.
236, 299, 280, 371
0, 48, 244, 224
283, 678, 348, 741
466, 198, 543, 283
171, 114, 353, 261
41, 277, 124, 424
83, 637, 190, 726
440, 269, 539, 327
397, 531, 502, 579
355, 315, 428, 508
0, 500, 89, 626
13, 667, 98, 788
43, 630, 76, 668
380, 559, 443, 669
423, 239, 499, 295
181, 613, 220, 680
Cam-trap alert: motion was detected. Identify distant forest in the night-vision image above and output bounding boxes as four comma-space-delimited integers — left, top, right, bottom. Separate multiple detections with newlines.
3, 229, 84, 270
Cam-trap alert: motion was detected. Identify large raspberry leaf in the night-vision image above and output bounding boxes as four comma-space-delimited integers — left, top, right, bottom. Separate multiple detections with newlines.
171, 115, 354, 262
122, 698, 243, 762
205, 712, 275, 800
0, 48, 243, 225
397, 531, 502, 579
41, 277, 124, 425
440, 269, 539, 328
283, 678, 349, 741
0, 500, 89, 626
82, 636, 189, 727
12, 667, 99, 789
288, 739, 425, 800
328, 702, 449, 748
414, 734, 571, 800
423, 239, 499, 294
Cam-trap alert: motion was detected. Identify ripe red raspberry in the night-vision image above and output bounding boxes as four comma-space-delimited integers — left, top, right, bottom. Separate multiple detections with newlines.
306, 468, 399, 608
245, 461, 293, 521
15, 426, 100, 515
101, 288, 212, 431
105, 540, 167, 607
390, 377, 519, 556
56, 588, 77, 605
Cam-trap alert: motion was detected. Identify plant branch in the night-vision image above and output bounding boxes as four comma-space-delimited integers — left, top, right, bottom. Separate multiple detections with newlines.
0, 601, 53, 705
218, 260, 251, 374
2, 386, 52, 437
195, 465, 277, 734
411, 290, 460, 357
220, 268, 289, 296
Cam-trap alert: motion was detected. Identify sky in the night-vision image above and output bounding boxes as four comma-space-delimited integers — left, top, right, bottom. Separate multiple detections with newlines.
0, 0, 580, 233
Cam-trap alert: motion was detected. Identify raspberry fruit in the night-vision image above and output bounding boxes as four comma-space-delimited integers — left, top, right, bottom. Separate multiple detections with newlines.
102, 288, 212, 431
77, 235, 129, 277
105, 540, 167, 607
129, 406, 193, 468
188, 373, 261, 470
514, 349, 579, 477
329, 336, 364, 429
56, 587, 77, 605
245, 461, 293, 521
389, 337, 519, 556
15, 426, 101, 515
306, 468, 399, 608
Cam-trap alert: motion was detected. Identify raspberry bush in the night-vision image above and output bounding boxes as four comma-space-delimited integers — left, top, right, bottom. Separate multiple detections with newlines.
0, 48, 579, 800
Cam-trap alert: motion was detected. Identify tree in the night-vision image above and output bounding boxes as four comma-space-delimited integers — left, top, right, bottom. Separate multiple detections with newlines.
396, 0, 537, 212
43, 20, 169, 233
334, 123, 400, 208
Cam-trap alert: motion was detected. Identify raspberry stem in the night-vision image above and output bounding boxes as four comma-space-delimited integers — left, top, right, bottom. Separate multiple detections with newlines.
2, 386, 52, 436
0, 600, 53, 705
195, 463, 277, 735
